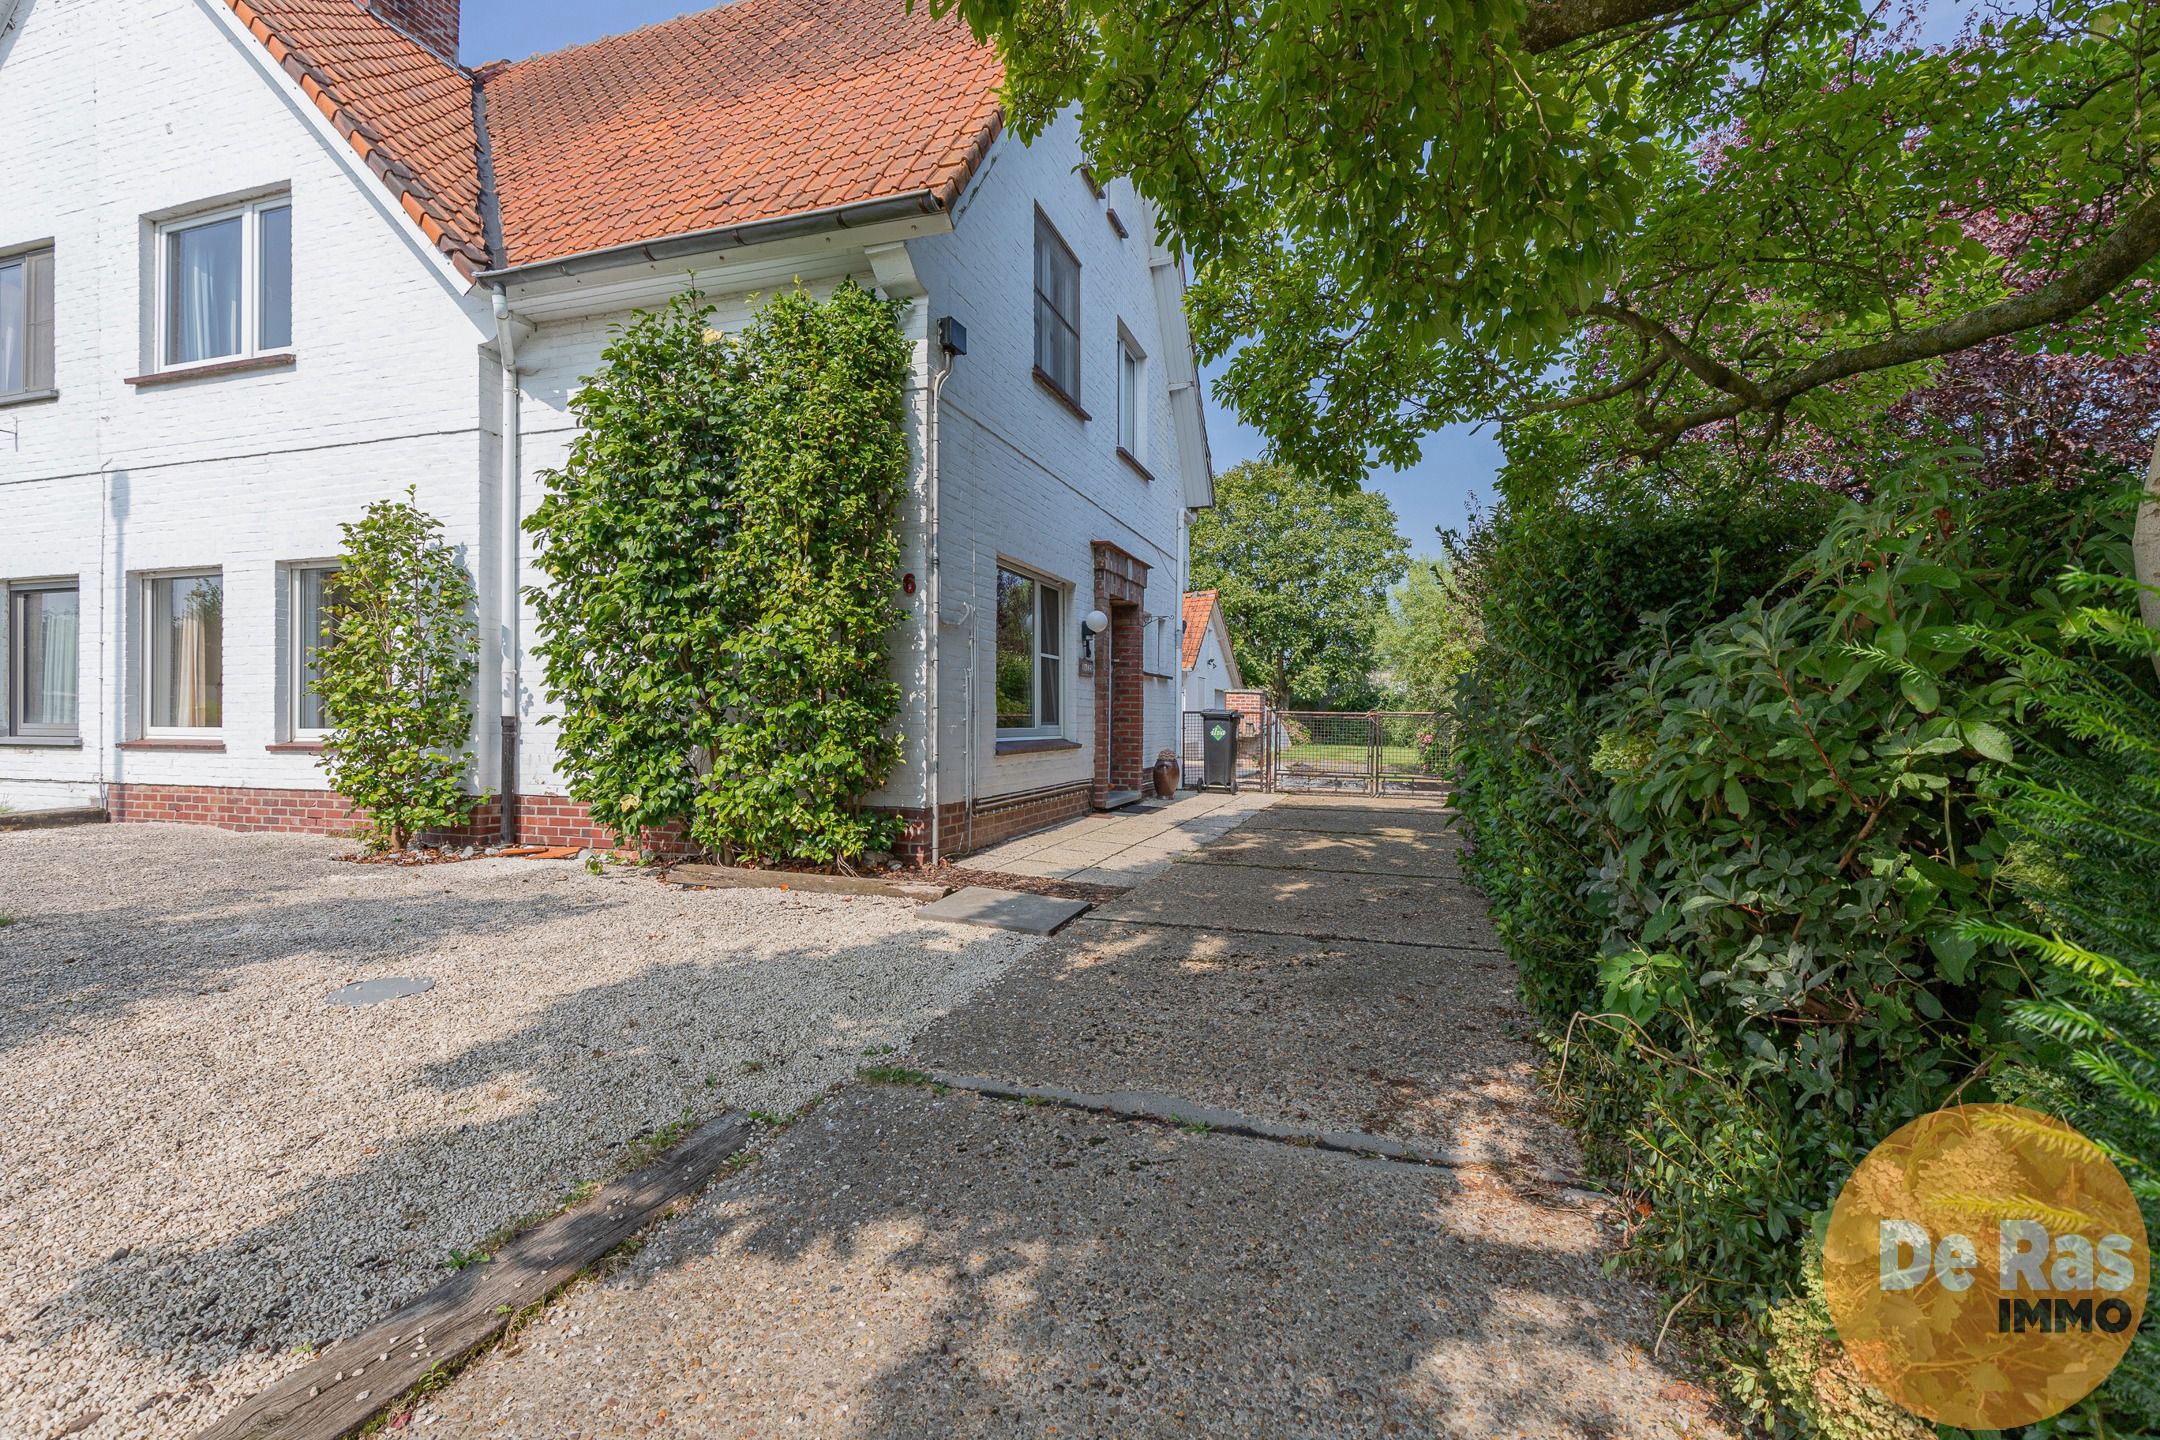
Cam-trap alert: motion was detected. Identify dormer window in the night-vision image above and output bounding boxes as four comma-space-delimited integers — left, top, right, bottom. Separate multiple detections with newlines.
158, 197, 292, 370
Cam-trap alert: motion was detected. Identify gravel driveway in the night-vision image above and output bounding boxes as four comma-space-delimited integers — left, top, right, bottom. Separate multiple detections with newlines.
420, 796, 1730, 1438
0, 824, 1035, 1440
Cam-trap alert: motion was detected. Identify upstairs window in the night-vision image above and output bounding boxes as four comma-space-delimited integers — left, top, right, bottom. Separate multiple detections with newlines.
0, 246, 55, 400
996, 566, 1064, 737
159, 197, 292, 369
1032, 212, 1081, 407
1116, 329, 1146, 463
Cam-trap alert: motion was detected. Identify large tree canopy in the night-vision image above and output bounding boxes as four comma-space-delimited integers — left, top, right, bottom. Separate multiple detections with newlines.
937, 0, 2160, 483
1189, 460, 1409, 707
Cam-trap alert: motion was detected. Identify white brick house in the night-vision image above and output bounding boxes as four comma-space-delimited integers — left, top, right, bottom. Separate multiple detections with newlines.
0, 0, 1213, 859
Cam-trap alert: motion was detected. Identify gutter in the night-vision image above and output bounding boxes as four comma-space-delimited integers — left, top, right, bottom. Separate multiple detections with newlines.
476, 192, 951, 286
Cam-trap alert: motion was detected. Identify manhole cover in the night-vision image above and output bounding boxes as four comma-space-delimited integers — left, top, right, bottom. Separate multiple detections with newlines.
326, 977, 436, 1007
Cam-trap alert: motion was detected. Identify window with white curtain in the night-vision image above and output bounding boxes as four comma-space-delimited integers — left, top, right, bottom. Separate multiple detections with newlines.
144, 572, 224, 734
8, 581, 78, 737
0, 246, 55, 400
290, 564, 342, 738
158, 197, 292, 369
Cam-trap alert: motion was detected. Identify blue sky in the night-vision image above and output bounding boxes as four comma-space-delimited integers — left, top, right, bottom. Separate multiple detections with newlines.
460, 0, 1978, 555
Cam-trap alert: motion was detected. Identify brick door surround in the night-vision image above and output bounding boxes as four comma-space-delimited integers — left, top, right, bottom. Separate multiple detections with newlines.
1091, 541, 1150, 808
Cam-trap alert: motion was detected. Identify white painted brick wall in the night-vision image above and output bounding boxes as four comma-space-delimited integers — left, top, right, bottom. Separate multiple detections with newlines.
0, 6, 1199, 836
0, 0, 496, 811
906, 115, 1194, 808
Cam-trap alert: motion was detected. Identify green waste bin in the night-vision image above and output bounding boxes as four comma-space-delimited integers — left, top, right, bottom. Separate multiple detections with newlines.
1200, 709, 1240, 792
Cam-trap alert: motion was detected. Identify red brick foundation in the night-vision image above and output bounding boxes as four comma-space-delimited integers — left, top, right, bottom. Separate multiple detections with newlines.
106, 780, 1095, 865
105, 784, 699, 856
895, 780, 1094, 863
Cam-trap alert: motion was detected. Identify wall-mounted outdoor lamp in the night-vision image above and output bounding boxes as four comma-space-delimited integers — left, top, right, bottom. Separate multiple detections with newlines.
1080, 608, 1110, 662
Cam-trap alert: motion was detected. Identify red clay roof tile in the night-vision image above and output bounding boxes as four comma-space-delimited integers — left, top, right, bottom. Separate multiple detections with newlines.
478, 0, 1003, 268
221, 0, 1004, 278
221, 0, 490, 277
1182, 591, 1219, 673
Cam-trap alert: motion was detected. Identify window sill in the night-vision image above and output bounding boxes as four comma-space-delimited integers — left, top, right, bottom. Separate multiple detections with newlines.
0, 388, 58, 411
118, 738, 226, 752
266, 741, 326, 754
1116, 447, 1155, 483
126, 353, 295, 388
0, 733, 81, 748
996, 736, 1082, 757
1032, 368, 1091, 422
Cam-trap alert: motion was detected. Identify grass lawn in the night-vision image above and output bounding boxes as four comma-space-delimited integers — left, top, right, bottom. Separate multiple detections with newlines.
1280, 742, 1426, 770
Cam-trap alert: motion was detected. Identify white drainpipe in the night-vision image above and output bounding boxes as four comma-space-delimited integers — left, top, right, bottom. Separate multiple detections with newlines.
924, 347, 956, 862
492, 289, 524, 844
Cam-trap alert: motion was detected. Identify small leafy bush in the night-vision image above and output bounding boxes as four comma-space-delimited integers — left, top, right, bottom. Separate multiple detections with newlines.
1760, 1228, 1934, 1440
319, 492, 482, 851
526, 282, 908, 863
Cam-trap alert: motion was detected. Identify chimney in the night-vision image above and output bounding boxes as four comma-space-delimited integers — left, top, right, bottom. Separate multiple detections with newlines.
366, 0, 460, 63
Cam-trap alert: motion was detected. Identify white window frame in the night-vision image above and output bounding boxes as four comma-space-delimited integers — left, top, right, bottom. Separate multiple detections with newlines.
6, 578, 80, 738
1032, 209, 1082, 408
287, 562, 341, 742
994, 564, 1067, 740
153, 195, 293, 373
139, 568, 225, 739
1115, 324, 1148, 466
0, 243, 56, 401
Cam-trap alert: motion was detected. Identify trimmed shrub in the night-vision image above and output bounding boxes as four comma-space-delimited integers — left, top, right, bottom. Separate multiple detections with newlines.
1448, 465, 2144, 1431
318, 492, 482, 851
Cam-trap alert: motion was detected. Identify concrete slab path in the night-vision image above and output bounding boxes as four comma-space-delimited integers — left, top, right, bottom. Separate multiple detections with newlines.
416, 795, 1729, 1439
917, 887, 1092, 935
959, 788, 1276, 887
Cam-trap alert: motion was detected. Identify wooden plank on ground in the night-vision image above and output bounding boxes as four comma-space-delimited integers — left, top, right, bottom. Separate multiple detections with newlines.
666, 862, 949, 901
194, 1113, 750, 1440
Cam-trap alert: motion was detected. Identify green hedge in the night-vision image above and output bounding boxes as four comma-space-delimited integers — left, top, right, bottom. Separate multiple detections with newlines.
1449, 468, 2152, 1433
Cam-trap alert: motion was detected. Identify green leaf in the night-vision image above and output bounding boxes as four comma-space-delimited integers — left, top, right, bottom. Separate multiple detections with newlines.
1963, 720, 2013, 763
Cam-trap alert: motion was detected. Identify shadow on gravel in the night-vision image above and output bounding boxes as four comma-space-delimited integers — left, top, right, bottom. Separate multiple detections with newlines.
440, 1086, 1720, 1439
12, 929, 1005, 1435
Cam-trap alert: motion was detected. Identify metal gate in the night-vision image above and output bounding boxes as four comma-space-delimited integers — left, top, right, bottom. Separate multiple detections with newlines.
1182, 708, 1450, 796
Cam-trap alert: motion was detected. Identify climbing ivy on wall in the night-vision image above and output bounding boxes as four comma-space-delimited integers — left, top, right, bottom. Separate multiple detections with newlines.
526, 283, 909, 863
